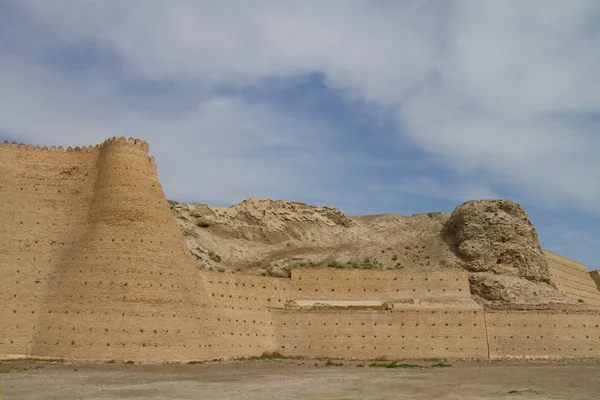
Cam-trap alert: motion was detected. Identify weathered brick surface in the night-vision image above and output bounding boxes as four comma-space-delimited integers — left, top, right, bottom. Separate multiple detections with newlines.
1, 138, 599, 361
544, 250, 600, 307
487, 310, 600, 358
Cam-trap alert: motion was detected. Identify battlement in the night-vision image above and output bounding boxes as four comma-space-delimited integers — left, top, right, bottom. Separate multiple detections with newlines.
1, 136, 149, 154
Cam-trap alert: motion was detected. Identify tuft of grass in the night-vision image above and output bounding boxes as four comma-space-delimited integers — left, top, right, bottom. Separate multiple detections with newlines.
578, 299, 585, 304
106, 360, 115, 364
124, 360, 135, 365
324, 360, 344, 367
392, 255, 398, 261
369, 362, 422, 369
0, 366, 28, 373
356, 364, 364, 368
431, 363, 452, 368
327, 261, 345, 269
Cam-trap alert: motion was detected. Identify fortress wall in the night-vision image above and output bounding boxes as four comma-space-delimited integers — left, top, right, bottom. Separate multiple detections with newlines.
271, 303, 488, 360
486, 310, 600, 359
544, 250, 600, 307
3, 138, 600, 362
0, 143, 99, 356
29, 138, 211, 361
590, 270, 600, 292
1, 138, 214, 361
196, 272, 292, 359
290, 268, 471, 301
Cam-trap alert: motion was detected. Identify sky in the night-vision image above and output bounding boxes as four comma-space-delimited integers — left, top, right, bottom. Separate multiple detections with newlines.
0, 0, 599, 270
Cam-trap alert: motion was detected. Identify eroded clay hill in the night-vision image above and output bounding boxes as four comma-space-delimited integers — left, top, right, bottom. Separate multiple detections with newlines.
170, 198, 580, 307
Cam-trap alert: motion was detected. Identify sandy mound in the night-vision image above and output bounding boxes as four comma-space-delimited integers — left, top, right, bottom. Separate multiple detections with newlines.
170, 198, 458, 276
170, 197, 577, 308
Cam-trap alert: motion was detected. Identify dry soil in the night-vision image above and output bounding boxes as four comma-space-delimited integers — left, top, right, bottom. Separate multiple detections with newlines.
1, 359, 599, 400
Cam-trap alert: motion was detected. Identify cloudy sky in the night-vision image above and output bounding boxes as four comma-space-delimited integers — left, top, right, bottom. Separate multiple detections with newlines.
1, 0, 599, 270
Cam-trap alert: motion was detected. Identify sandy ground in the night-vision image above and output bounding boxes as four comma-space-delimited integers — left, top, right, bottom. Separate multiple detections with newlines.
1, 358, 599, 400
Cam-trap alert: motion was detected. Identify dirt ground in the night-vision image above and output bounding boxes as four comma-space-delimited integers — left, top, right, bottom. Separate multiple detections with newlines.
1, 358, 599, 400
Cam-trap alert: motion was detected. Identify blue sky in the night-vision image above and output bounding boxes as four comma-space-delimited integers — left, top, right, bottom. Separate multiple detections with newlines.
1, 0, 599, 270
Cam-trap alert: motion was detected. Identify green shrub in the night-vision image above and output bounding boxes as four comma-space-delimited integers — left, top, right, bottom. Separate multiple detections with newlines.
324, 360, 344, 367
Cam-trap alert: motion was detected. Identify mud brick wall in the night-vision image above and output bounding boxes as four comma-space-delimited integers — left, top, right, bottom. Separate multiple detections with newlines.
272, 304, 488, 360
589, 270, 600, 292
290, 268, 471, 301
2, 137, 600, 362
544, 250, 600, 307
0, 138, 210, 361
486, 310, 600, 358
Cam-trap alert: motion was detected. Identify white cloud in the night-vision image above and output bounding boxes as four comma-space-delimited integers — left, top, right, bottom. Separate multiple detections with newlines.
1, 0, 599, 214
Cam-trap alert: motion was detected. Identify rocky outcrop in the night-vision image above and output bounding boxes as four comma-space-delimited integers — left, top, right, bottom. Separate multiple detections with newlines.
170, 197, 579, 308
442, 199, 551, 284
469, 272, 578, 307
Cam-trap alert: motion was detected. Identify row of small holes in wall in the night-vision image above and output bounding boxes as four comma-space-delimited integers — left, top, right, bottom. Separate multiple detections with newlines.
208, 280, 288, 291
491, 323, 599, 328
10, 266, 186, 278
551, 269, 600, 289
548, 259, 590, 275
292, 333, 483, 340
555, 283, 600, 298
491, 310, 600, 315
496, 348, 597, 353
558, 290, 600, 303
33, 341, 266, 350
554, 280, 600, 297
294, 345, 480, 352
494, 335, 600, 340
295, 287, 462, 293
52, 281, 190, 293
280, 321, 480, 328
8, 292, 196, 304
11, 310, 208, 319
8, 282, 193, 295
296, 277, 462, 283
211, 293, 284, 303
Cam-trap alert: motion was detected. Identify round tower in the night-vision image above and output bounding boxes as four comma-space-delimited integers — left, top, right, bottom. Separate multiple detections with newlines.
30, 137, 210, 361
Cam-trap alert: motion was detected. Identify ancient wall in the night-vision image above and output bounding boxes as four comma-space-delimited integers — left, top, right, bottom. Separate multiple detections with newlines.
487, 310, 600, 358
2, 137, 600, 362
0, 139, 212, 361
590, 270, 600, 292
290, 268, 470, 301
544, 250, 600, 307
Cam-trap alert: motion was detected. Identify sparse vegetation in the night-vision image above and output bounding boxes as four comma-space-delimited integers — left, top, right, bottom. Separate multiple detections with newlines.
208, 251, 222, 263
391, 254, 398, 261
578, 299, 585, 304
431, 363, 452, 368
369, 362, 422, 369
261, 267, 291, 278
125, 360, 135, 365
324, 360, 343, 367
